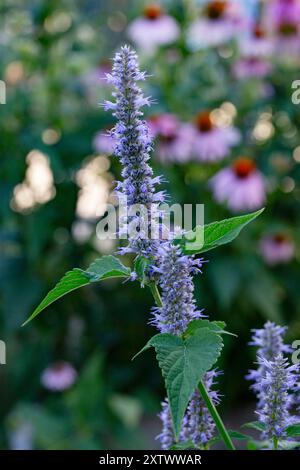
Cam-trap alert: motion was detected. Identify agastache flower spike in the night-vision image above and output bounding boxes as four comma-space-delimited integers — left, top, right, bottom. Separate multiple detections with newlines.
103, 45, 166, 255
184, 370, 221, 447
256, 354, 299, 444
247, 321, 291, 407
151, 243, 205, 335
158, 370, 221, 449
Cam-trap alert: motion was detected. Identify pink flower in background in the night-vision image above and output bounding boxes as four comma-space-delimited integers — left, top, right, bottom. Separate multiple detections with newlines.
260, 233, 295, 266
127, 4, 180, 52
149, 114, 193, 163
93, 130, 115, 155
240, 24, 273, 57
210, 157, 266, 212
83, 60, 112, 87
41, 361, 77, 391
264, 0, 300, 56
187, 1, 244, 50
233, 57, 272, 79
191, 111, 240, 162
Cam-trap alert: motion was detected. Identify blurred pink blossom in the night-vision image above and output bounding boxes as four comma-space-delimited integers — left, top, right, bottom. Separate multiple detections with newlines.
264, 0, 300, 56
239, 24, 274, 57
210, 157, 266, 212
41, 361, 77, 391
149, 114, 193, 163
93, 131, 115, 155
187, 1, 244, 50
127, 5, 180, 52
233, 57, 272, 79
190, 111, 240, 162
260, 233, 295, 265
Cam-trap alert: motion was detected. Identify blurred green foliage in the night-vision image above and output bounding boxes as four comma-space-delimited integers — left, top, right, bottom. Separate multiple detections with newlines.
1, 0, 300, 449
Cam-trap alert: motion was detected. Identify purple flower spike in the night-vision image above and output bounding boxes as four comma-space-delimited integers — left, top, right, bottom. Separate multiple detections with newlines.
151, 243, 205, 336
256, 354, 299, 443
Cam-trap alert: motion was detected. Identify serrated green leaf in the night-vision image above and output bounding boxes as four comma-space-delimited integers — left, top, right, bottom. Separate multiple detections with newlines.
176, 209, 264, 255
23, 256, 130, 325
285, 423, 300, 437
184, 319, 236, 338
135, 328, 223, 438
243, 421, 266, 432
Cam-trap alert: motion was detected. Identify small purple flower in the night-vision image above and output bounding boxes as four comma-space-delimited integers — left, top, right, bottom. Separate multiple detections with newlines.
151, 243, 205, 335
233, 57, 272, 79
256, 355, 299, 443
41, 361, 77, 391
158, 399, 176, 450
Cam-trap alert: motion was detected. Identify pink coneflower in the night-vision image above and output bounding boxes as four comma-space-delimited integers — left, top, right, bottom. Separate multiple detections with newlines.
41, 361, 77, 391
260, 233, 295, 266
187, 1, 244, 50
233, 57, 272, 79
240, 24, 273, 57
264, 0, 300, 56
127, 4, 180, 52
191, 111, 240, 162
93, 130, 115, 155
149, 114, 193, 163
210, 157, 266, 212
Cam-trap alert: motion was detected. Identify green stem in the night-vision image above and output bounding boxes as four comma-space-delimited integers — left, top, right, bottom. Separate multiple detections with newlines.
148, 282, 235, 451
149, 282, 163, 307
198, 381, 235, 451
273, 437, 278, 450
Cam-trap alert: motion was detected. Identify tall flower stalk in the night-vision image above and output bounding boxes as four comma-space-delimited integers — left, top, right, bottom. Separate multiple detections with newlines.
105, 45, 234, 451
247, 321, 291, 409
103, 45, 165, 256
256, 354, 299, 449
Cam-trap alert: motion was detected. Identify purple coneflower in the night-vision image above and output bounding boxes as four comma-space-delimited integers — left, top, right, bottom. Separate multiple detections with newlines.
187, 1, 244, 50
260, 233, 295, 266
41, 361, 77, 391
239, 24, 273, 58
148, 114, 194, 164
233, 57, 272, 79
210, 157, 266, 212
127, 4, 180, 53
190, 111, 240, 162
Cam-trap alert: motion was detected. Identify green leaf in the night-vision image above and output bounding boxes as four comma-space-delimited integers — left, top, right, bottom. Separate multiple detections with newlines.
23, 256, 131, 325
134, 328, 223, 438
134, 255, 152, 286
285, 423, 300, 437
243, 421, 266, 432
176, 209, 264, 255
184, 319, 236, 338
170, 440, 195, 450
209, 430, 250, 445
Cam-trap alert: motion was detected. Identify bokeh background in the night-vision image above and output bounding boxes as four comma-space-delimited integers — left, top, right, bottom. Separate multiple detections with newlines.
1, 0, 300, 449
